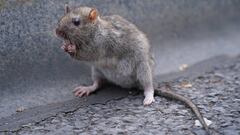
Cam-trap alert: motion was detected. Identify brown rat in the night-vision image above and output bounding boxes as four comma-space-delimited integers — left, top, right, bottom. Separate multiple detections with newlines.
56, 5, 211, 134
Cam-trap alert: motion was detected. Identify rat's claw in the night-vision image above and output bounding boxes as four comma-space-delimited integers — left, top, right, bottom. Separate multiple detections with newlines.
67, 45, 76, 53
86, 91, 90, 96
143, 96, 155, 106
73, 86, 94, 97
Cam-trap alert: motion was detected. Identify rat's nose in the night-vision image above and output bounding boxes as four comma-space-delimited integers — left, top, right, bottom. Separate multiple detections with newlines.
55, 27, 66, 38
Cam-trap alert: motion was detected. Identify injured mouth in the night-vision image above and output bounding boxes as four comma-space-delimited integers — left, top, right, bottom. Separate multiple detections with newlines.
61, 40, 77, 56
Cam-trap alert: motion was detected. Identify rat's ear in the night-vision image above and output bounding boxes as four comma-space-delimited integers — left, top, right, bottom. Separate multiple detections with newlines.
65, 4, 71, 14
88, 8, 98, 22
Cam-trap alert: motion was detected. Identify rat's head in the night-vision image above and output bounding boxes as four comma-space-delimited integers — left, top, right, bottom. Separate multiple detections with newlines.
56, 5, 100, 59
56, 5, 99, 40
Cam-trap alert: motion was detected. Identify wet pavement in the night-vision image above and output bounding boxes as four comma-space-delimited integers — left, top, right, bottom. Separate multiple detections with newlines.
1, 56, 239, 135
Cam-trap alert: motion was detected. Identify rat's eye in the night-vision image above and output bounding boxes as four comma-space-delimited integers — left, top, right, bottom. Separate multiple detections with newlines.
72, 17, 81, 26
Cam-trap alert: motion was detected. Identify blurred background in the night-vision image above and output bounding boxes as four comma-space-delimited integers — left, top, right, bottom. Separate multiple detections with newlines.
0, 0, 240, 118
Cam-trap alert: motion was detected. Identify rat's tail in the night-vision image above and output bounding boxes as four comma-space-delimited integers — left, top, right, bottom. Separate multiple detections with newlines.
154, 88, 211, 135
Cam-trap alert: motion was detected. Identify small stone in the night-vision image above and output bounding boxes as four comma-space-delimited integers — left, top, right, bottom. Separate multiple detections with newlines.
180, 81, 193, 88
179, 64, 189, 71
16, 106, 25, 112
22, 123, 32, 127
51, 118, 60, 124
33, 126, 45, 130
195, 118, 212, 127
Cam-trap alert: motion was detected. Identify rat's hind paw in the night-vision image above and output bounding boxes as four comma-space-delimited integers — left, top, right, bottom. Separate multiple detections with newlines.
143, 96, 155, 106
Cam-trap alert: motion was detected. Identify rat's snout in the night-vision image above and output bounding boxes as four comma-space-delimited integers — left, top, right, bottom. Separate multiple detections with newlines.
56, 27, 66, 38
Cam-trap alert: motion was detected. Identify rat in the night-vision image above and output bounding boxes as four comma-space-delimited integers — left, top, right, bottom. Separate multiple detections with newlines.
56, 5, 211, 134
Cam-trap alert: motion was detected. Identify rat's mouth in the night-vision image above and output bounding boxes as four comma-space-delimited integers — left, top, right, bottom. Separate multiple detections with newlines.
61, 40, 77, 57
56, 28, 78, 57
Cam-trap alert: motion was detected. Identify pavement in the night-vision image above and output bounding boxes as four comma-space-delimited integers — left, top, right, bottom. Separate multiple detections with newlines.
1, 55, 240, 135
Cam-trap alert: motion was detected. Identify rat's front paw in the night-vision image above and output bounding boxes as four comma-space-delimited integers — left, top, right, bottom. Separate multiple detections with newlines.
143, 96, 155, 106
61, 43, 77, 56
73, 85, 95, 97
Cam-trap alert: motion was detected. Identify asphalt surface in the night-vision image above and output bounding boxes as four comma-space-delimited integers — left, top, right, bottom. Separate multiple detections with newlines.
1, 56, 239, 135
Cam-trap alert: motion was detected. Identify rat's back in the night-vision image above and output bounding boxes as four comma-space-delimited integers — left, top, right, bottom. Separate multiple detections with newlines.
101, 15, 151, 55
